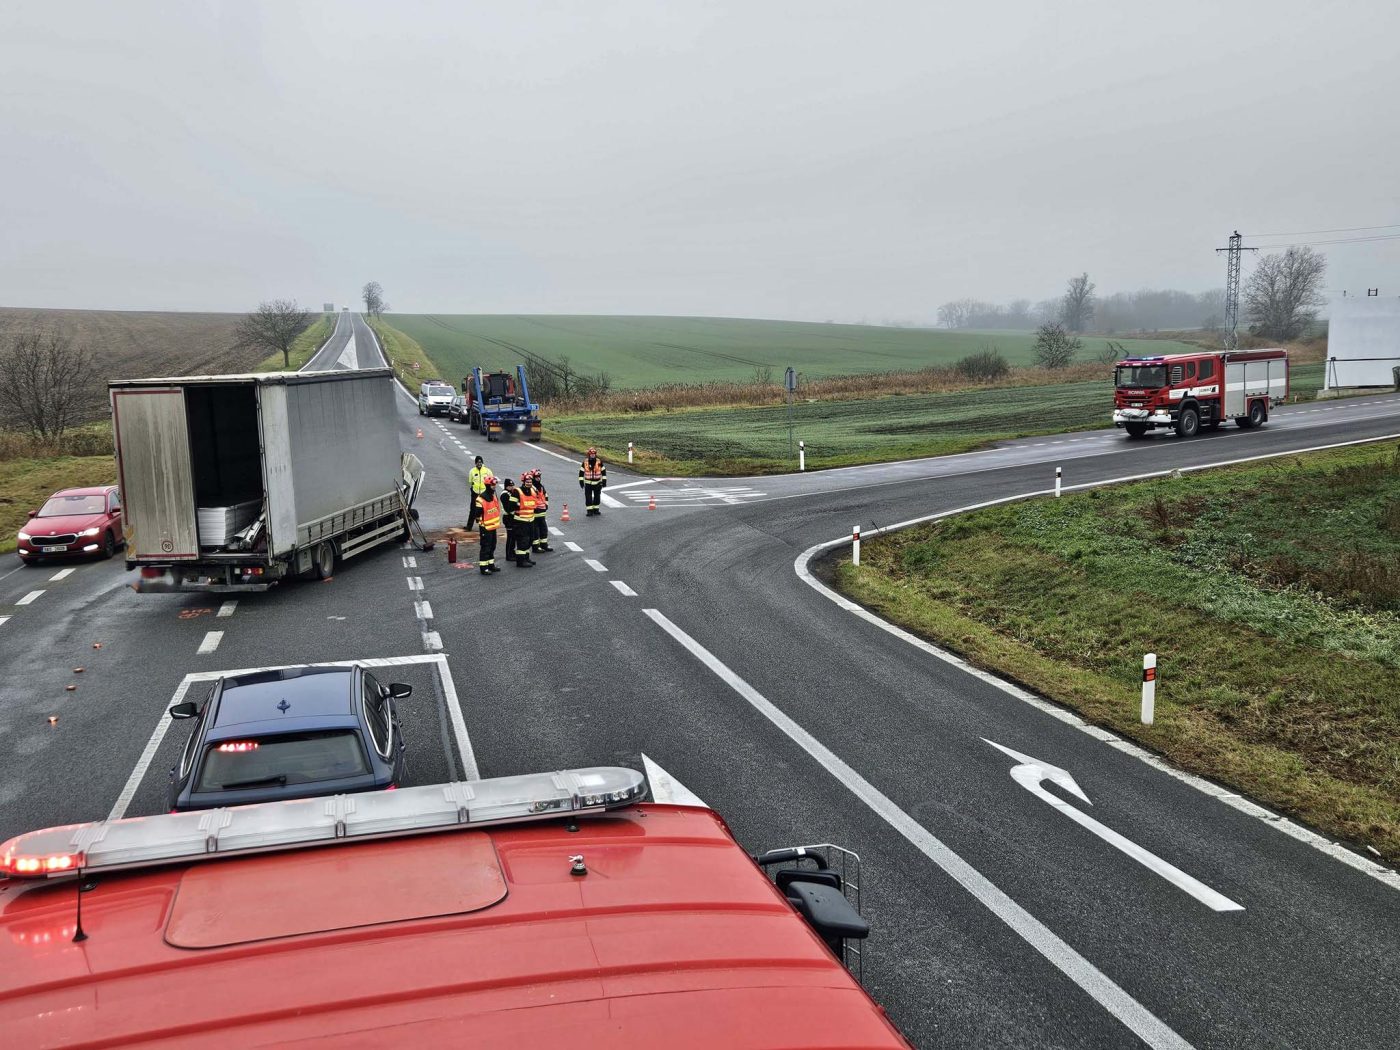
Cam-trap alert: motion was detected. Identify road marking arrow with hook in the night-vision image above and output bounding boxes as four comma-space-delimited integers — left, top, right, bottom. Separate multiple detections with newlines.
985, 739, 1244, 913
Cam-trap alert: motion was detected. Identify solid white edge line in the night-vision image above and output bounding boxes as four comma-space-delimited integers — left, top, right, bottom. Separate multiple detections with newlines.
642, 607, 1192, 1050
108, 654, 476, 822
610, 580, 637, 597
584, 559, 608, 573
641, 753, 707, 807
793, 432, 1400, 893
196, 631, 223, 654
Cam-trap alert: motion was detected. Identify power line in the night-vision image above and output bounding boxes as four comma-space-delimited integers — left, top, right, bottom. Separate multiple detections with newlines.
1246, 232, 1400, 249
1248, 222, 1400, 237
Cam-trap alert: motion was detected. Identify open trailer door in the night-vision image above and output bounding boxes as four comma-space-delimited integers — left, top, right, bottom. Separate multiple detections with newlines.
111, 387, 199, 560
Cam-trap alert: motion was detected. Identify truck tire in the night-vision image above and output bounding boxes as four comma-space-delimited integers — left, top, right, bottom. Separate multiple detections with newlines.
1248, 400, 1267, 428
1175, 406, 1200, 438
1124, 423, 1148, 439
313, 541, 335, 580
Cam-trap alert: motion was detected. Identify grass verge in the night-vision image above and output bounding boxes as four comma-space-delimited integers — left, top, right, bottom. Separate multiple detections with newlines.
367, 317, 447, 392
831, 442, 1400, 862
253, 313, 334, 372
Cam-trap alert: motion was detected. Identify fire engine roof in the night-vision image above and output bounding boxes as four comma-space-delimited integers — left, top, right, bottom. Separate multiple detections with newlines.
0, 804, 908, 1049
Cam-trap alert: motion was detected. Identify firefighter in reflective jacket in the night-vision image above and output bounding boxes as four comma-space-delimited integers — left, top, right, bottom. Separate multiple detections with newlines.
467, 456, 491, 529
579, 447, 607, 516
513, 473, 538, 567
500, 477, 521, 564
530, 468, 553, 552
475, 475, 502, 575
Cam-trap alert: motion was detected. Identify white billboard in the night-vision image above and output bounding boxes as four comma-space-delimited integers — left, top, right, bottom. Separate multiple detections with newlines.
1325, 296, 1400, 388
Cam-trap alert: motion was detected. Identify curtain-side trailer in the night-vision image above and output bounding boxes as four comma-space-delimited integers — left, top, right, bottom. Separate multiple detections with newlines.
110, 369, 423, 593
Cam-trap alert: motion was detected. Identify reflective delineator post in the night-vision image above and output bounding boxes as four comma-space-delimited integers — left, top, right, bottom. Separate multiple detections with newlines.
628, 441, 634, 465
852, 525, 861, 566
1141, 653, 1157, 725
799, 440, 806, 472
1055, 466, 1062, 498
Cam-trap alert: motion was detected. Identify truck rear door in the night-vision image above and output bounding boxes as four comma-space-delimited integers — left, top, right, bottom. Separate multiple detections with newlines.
112, 387, 199, 560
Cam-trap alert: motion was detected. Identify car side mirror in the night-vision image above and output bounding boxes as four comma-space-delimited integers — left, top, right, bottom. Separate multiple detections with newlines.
169, 701, 199, 719
27, 510, 37, 518
387, 683, 412, 699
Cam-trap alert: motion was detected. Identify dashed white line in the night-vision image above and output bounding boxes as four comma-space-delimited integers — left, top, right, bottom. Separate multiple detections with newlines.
49, 567, 76, 581
16, 590, 43, 605
642, 608, 1192, 1050
217, 600, 237, 618
414, 600, 434, 620
197, 631, 223, 655
402, 555, 417, 568
422, 630, 443, 651
407, 576, 423, 591
549, 526, 563, 536
564, 541, 583, 552
610, 580, 637, 597
584, 559, 608, 573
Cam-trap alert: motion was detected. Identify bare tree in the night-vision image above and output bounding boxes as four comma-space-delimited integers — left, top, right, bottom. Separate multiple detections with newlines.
1097, 339, 1128, 364
0, 332, 98, 440
362, 281, 386, 318
1033, 323, 1081, 369
1061, 272, 1096, 332
751, 365, 774, 386
937, 299, 975, 329
1244, 247, 1326, 341
234, 299, 311, 369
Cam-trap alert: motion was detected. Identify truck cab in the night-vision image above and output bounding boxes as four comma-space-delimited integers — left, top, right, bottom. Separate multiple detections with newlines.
1112, 349, 1288, 438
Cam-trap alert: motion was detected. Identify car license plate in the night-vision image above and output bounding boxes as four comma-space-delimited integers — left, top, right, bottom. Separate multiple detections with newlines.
42, 545, 67, 552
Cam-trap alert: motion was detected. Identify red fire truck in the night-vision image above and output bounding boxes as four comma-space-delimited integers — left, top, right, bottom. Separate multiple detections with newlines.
1112, 348, 1288, 438
0, 767, 909, 1048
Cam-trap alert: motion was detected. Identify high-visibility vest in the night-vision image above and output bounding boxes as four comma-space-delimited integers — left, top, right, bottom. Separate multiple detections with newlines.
469, 466, 490, 495
516, 490, 537, 523
478, 496, 502, 531
581, 458, 604, 481
534, 483, 548, 512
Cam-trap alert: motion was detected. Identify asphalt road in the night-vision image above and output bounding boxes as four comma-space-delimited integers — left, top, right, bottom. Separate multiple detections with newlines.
2, 316, 1398, 1049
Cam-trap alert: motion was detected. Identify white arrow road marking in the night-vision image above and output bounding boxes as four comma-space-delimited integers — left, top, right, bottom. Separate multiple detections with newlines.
985, 740, 1244, 913
642, 753, 707, 807
0, 616, 9, 628
335, 331, 358, 368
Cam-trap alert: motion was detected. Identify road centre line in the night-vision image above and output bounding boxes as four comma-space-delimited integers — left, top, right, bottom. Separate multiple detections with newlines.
642, 608, 1192, 1050
196, 631, 223, 654
584, 559, 608, 573
403, 555, 416, 568
109, 654, 476, 822
794, 431, 1400, 893
415, 600, 434, 620
422, 630, 442, 651
549, 526, 563, 536
216, 600, 237, 618
407, 576, 423, 591
564, 542, 583, 552
16, 590, 43, 605
610, 580, 637, 597
49, 567, 76, 581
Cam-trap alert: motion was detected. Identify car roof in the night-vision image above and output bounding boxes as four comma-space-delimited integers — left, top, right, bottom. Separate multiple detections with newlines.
0, 805, 908, 1048
49, 486, 115, 497
212, 667, 356, 728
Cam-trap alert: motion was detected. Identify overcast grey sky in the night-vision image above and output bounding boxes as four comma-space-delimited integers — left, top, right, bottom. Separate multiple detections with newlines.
2, 1, 1397, 320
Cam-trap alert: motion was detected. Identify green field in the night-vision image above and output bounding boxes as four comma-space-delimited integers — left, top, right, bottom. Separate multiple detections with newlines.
389, 314, 1202, 390
834, 443, 1400, 860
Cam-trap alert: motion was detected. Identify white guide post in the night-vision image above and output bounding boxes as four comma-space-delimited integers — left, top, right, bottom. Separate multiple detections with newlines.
1141, 653, 1157, 725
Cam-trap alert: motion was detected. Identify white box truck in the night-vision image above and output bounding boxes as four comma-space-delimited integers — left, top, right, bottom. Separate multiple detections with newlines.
110, 369, 423, 592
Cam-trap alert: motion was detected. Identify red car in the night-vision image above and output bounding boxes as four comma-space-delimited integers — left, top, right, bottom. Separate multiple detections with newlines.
16, 485, 124, 563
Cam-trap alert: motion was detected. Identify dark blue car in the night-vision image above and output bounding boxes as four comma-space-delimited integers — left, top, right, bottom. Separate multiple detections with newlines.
167, 665, 410, 811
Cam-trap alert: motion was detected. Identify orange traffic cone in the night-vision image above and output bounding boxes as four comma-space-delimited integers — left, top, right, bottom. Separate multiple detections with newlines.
415, 427, 424, 439
561, 504, 570, 523
648, 491, 656, 511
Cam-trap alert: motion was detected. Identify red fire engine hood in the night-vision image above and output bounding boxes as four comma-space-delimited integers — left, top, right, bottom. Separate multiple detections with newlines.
0, 805, 908, 1049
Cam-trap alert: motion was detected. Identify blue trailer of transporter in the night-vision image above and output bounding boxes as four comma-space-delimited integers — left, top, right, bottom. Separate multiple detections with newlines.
463, 365, 542, 442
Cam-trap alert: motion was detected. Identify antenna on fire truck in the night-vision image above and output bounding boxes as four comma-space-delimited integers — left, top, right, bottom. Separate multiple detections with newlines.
1216, 231, 1259, 353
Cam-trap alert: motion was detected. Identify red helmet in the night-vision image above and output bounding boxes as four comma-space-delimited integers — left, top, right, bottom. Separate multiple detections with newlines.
483, 474, 497, 486
587, 447, 597, 457
520, 472, 532, 484
530, 468, 542, 479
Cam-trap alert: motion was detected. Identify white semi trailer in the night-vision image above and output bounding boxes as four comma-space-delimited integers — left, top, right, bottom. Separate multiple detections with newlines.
110, 368, 422, 592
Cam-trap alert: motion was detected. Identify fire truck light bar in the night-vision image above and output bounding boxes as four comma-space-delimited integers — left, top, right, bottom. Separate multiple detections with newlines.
0, 767, 647, 879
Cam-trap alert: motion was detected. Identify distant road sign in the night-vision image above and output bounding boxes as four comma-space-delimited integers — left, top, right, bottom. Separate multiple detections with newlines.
785, 367, 797, 392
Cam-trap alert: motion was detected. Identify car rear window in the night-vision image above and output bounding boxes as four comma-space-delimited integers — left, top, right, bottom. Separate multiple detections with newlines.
196, 730, 370, 791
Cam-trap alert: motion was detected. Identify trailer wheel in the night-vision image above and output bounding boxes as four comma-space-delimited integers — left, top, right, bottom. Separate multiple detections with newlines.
1124, 423, 1148, 439
1175, 406, 1199, 438
1247, 400, 1267, 428
313, 541, 335, 580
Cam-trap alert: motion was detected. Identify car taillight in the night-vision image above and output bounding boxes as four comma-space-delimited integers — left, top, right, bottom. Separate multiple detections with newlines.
216, 742, 258, 753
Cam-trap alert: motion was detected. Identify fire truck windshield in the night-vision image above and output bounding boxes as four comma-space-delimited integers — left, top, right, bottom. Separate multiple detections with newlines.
1115, 364, 1166, 389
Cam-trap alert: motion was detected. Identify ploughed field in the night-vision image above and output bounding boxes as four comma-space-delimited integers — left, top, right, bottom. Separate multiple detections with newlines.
834, 442, 1400, 862
389, 314, 1201, 389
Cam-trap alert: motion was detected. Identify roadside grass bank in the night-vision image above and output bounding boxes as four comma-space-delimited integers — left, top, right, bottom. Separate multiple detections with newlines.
1, 426, 117, 554
368, 317, 446, 392
253, 313, 333, 372
830, 443, 1400, 862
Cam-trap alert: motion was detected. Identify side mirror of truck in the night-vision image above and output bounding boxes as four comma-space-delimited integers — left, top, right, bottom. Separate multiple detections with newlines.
387, 683, 412, 699
169, 701, 199, 719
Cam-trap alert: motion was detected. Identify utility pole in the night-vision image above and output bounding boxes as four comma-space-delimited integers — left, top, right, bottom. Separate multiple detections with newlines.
1215, 230, 1258, 353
